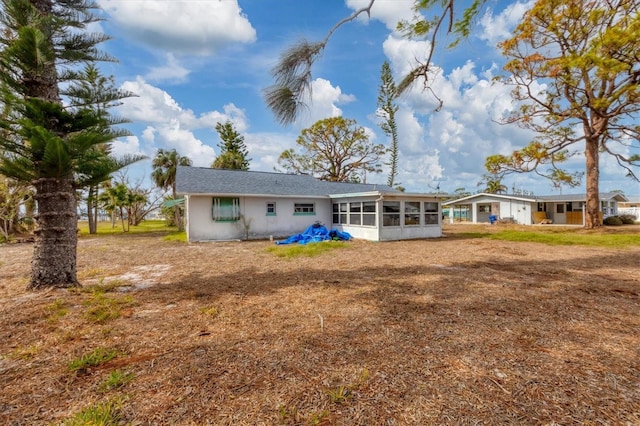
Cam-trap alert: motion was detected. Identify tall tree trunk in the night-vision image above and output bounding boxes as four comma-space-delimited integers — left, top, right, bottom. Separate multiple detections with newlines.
584, 137, 601, 229
172, 187, 183, 231
26, 0, 81, 289
87, 185, 97, 234
28, 177, 79, 289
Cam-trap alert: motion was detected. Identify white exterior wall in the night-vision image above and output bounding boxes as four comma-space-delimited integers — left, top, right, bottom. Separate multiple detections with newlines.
449, 196, 535, 225
330, 195, 442, 241
497, 199, 534, 225
331, 195, 381, 241
185, 195, 332, 241
377, 196, 442, 241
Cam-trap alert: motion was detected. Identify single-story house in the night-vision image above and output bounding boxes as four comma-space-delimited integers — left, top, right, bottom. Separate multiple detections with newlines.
175, 166, 445, 242
444, 192, 629, 225
618, 196, 640, 219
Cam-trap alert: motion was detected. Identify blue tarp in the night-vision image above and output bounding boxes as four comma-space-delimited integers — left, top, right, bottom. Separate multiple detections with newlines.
276, 223, 352, 245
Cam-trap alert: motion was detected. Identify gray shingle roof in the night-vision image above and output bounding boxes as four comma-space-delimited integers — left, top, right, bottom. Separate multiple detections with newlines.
446, 191, 628, 204
176, 166, 398, 197
536, 192, 628, 202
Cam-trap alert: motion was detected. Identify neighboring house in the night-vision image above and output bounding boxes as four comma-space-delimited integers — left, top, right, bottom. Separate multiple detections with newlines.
618, 196, 640, 220
175, 166, 444, 242
445, 192, 629, 225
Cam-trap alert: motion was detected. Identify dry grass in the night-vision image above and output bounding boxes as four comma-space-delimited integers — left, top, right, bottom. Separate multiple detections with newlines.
1, 224, 639, 425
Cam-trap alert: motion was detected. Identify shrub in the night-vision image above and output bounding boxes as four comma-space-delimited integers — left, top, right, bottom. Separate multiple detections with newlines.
619, 214, 637, 224
603, 216, 623, 226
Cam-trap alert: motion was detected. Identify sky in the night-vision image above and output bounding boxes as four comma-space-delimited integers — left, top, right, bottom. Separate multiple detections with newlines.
94, 0, 639, 197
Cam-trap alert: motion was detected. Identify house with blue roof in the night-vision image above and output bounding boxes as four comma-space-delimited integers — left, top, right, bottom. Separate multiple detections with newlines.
175, 166, 446, 242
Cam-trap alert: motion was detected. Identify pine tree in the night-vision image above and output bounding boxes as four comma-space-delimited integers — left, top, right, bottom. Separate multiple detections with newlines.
0, 0, 142, 289
211, 121, 251, 170
377, 61, 400, 188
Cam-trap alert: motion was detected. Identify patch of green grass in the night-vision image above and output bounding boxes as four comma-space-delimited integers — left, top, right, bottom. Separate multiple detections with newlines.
325, 385, 353, 404
100, 369, 134, 392
68, 347, 119, 373
64, 398, 123, 426
460, 230, 640, 248
266, 241, 349, 258
306, 410, 331, 425
162, 231, 187, 242
200, 306, 219, 317
84, 291, 134, 324
81, 278, 130, 294
78, 267, 106, 280
77, 281, 134, 324
46, 299, 69, 322
10, 345, 39, 360
277, 404, 299, 424
78, 219, 176, 236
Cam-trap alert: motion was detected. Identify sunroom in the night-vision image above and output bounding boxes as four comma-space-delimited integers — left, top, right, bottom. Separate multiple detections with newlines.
329, 193, 443, 241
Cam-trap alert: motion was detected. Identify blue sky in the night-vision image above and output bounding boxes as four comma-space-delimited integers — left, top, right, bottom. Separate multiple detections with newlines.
94, 0, 639, 197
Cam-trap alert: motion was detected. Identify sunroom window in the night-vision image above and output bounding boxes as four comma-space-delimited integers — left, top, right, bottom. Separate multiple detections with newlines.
424, 202, 439, 225
404, 201, 420, 226
382, 201, 400, 226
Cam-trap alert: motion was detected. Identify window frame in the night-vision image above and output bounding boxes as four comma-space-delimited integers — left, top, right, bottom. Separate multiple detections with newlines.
349, 201, 362, 225
293, 203, 315, 215
362, 201, 376, 226
266, 202, 276, 216
423, 201, 439, 226
404, 201, 421, 226
212, 197, 240, 222
382, 201, 401, 227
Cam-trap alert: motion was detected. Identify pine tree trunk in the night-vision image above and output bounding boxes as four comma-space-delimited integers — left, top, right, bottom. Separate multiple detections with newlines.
28, 177, 80, 289
584, 137, 601, 229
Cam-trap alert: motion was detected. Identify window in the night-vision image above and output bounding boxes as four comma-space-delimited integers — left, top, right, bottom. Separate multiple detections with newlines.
332, 203, 348, 224
556, 204, 565, 214
424, 202, 439, 225
213, 197, 240, 221
266, 202, 276, 216
294, 203, 315, 214
339, 203, 347, 223
404, 201, 420, 226
537, 202, 545, 212
362, 201, 376, 226
350, 202, 362, 225
479, 204, 491, 213
566, 202, 573, 212
382, 201, 400, 226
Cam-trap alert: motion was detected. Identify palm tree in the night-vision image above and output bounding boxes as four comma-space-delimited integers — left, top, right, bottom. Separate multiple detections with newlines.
478, 174, 508, 194
98, 182, 129, 232
0, 0, 143, 289
151, 149, 192, 231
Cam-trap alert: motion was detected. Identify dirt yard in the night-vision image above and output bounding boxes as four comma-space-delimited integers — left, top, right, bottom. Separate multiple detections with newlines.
1, 224, 639, 425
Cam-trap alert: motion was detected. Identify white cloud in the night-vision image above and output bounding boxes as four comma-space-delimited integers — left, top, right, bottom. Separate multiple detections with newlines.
377, 35, 548, 193
382, 34, 431, 78
244, 132, 298, 173
295, 78, 356, 128
110, 136, 143, 159
98, 0, 256, 56
479, 0, 534, 48
145, 53, 190, 83
115, 77, 252, 167
346, 0, 416, 31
